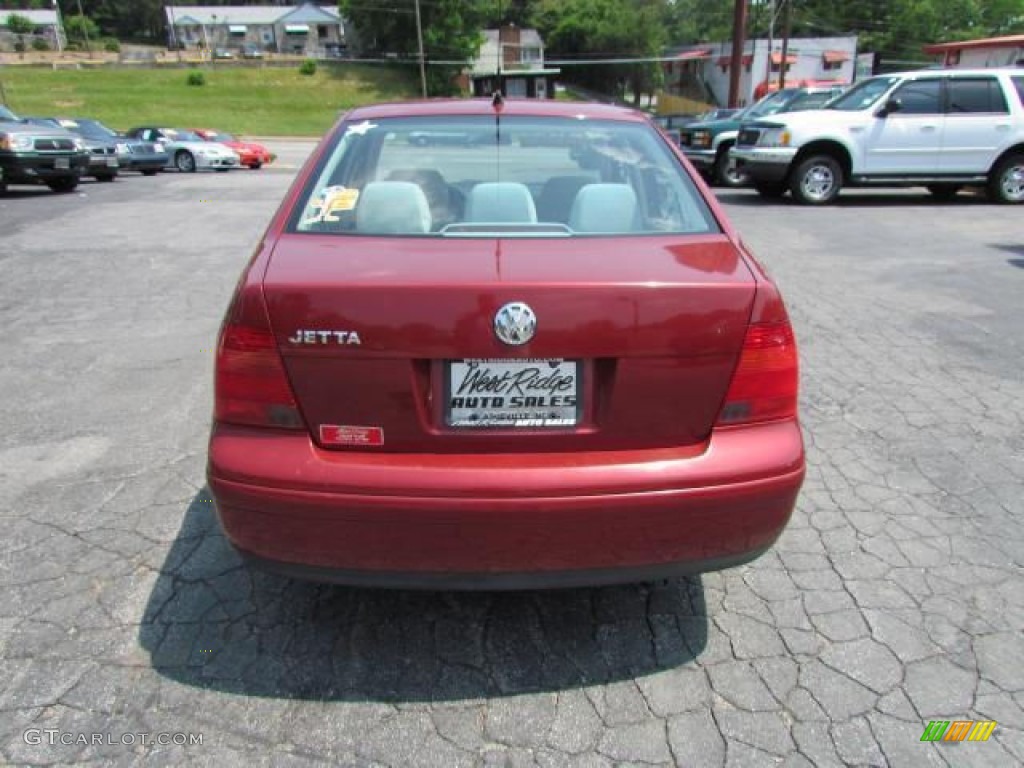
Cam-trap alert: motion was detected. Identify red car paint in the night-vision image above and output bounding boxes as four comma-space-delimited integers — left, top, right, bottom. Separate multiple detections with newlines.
193, 129, 273, 168
207, 99, 805, 589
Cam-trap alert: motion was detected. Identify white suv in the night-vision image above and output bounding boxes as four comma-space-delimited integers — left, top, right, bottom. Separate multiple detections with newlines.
731, 69, 1024, 204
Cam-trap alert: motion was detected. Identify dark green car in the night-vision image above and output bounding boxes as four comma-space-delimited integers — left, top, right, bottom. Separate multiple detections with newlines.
679, 86, 845, 186
1, 108, 90, 194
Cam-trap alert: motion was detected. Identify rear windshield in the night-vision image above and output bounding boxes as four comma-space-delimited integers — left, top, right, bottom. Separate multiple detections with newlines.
292, 115, 719, 237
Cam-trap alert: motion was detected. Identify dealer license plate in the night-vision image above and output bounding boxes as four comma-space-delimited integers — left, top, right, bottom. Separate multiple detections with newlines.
54, 157, 70, 170
446, 359, 581, 428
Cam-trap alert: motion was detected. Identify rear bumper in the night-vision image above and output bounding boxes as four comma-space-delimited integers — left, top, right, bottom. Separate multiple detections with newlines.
197, 154, 240, 169
238, 545, 777, 590
86, 154, 119, 175
208, 420, 804, 588
238, 152, 270, 167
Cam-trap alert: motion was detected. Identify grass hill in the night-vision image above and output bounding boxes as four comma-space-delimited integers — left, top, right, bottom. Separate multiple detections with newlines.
0, 64, 419, 135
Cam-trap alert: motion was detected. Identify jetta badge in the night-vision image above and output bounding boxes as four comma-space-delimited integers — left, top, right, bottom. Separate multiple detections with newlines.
288, 329, 361, 345
494, 302, 536, 346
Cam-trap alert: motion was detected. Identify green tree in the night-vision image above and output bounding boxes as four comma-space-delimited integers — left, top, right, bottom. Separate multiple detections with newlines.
664, 0, 735, 43
5, 11, 33, 54
339, 0, 489, 96
64, 13, 100, 49
661, 0, 1024, 63
791, 0, 1024, 61
500, 0, 539, 26
83, 0, 166, 41
533, 0, 668, 105
4, 12, 35, 37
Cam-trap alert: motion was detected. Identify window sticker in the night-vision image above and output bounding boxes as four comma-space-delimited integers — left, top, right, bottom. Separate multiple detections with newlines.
302, 185, 360, 225
346, 120, 377, 136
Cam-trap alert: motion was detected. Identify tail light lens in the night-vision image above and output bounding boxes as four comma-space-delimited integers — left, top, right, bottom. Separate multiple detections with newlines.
215, 323, 303, 429
716, 321, 798, 426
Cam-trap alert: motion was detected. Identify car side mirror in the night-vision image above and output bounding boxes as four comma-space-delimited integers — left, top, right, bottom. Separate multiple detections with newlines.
878, 97, 902, 117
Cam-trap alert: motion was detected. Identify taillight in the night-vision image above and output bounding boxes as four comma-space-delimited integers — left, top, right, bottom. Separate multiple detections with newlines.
716, 321, 798, 426
215, 324, 302, 429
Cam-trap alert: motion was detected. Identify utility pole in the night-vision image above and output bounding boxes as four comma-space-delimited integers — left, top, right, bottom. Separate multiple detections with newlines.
413, 0, 427, 98
168, 4, 182, 62
53, 0, 64, 54
209, 14, 217, 64
727, 0, 748, 107
778, 0, 792, 89
495, 0, 503, 97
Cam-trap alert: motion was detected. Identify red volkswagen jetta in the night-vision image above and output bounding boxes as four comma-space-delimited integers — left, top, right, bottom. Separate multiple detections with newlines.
208, 99, 804, 589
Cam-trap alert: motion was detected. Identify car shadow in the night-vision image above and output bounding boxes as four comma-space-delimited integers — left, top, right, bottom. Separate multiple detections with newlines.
138, 488, 708, 702
0, 187, 80, 199
0, 179, 106, 199
987, 245, 1024, 269
714, 188, 992, 207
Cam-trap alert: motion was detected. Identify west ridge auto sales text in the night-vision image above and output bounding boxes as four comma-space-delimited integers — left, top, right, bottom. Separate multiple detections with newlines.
449, 395, 577, 409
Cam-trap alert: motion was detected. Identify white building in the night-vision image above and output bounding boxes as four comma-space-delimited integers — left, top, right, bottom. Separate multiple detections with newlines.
666, 36, 858, 107
923, 34, 1024, 68
0, 9, 64, 50
165, 3, 345, 57
469, 26, 559, 99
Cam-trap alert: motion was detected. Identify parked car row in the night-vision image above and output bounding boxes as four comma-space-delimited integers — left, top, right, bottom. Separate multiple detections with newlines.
728, 68, 1024, 205
675, 84, 848, 187
0, 106, 274, 195
127, 127, 240, 172
23, 117, 166, 181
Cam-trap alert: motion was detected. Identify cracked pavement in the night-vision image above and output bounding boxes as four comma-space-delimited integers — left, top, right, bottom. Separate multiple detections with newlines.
1, 157, 1022, 767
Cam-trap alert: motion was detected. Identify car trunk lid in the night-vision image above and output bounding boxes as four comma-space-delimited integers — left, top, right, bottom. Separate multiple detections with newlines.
263, 233, 755, 452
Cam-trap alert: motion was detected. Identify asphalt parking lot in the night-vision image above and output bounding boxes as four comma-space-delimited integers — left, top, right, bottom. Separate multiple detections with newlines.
1, 150, 1022, 767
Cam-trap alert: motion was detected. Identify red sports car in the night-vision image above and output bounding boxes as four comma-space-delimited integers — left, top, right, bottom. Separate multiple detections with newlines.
193, 129, 274, 169
208, 98, 804, 589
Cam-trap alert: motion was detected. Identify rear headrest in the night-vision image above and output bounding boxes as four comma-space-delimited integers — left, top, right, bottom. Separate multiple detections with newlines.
568, 183, 639, 233
387, 168, 448, 199
465, 182, 537, 223
537, 175, 592, 223
356, 181, 432, 234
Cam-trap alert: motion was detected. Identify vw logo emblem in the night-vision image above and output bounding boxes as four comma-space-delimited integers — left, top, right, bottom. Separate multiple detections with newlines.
494, 302, 537, 346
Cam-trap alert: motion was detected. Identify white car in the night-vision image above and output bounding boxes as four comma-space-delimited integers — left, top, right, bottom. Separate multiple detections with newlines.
731, 68, 1024, 204
126, 126, 240, 172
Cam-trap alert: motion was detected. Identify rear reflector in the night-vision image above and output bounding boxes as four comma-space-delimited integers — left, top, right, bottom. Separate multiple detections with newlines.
716, 321, 798, 426
215, 324, 303, 429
